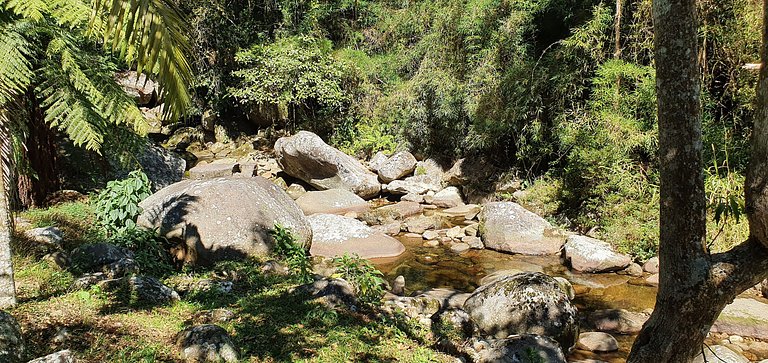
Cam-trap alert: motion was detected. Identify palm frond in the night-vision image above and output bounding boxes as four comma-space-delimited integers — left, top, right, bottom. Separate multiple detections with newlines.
90, 0, 193, 122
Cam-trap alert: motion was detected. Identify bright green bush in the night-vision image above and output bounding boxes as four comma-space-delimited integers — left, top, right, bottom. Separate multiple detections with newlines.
331, 254, 385, 307
92, 171, 152, 235
270, 224, 313, 283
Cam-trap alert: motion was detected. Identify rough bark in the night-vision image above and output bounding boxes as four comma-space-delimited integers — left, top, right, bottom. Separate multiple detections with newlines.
16, 94, 59, 209
628, 0, 768, 361
0, 118, 17, 308
746, 0, 768, 249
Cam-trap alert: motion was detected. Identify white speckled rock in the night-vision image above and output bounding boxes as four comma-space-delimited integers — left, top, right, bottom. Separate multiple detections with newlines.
692, 345, 749, 363
564, 236, 631, 273
432, 187, 464, 208
368, 151, 389, 173
474, 334, 566, 363
274, 131, 380, 199
377, 151, 417, 183
479, 202, 564, 255
138, 177, 311, 265
308, 214, 405, 259
463, 272, 578, 350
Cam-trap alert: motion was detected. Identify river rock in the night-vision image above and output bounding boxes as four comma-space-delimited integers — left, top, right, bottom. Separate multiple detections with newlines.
136, 143, 186, 192
116, 71, 156, 105
361, 201, 422, 225
295, 189, 370, 216
384, 180, 433, 195
0, 312, 23, 363
440, 204, 480, 220
761, 279, 768, 298
308, 214, 405, 259
368, 151, 389, 173
27, 350, 75, 363
450, 243, 470, 254
587, 309, 648, 334
378, 151, 417, 183
712, 298, 768, 339
693, 345, 749, 363
285, 184, 307, 200
70, 243, 137, 277
188, 160, 239, 180
406, 159, 445, 191
463, 272, 579, 349
298, 278, 358, 308
474, 335, 566, 363
138, 177, 311, 265
432, 187, 464, 208
274, 131, 380, 199
479, 202, 564, 255
563, 236, 631, 273
176, 325, 238, 363
462, 236, 483, 249
643, 257, 659, 273
576, 332, 618, 352
404, 215, 438, 234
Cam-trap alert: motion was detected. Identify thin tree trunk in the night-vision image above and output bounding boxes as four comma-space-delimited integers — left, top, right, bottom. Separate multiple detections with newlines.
628, 0, 768, 361
0, 116, 17, 308
16, 93, 59, 209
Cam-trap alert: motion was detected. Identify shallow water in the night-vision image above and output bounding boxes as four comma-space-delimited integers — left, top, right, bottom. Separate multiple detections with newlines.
373, 231, 659, 362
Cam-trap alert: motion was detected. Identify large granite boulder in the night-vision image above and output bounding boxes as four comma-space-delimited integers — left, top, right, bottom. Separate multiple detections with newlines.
295, 189, 370, 216
563, 235, 631, 273
0, 311, 23, 363
308, 214, 405, 259
463, 272, 579, 350
474, 335, 566, 363
377, 151, 417, 183
274, 131, 380, 199
712, 298, 768, 339
27, 350, 75, 363
479, 202, 564, 255
138, 177, 311, 265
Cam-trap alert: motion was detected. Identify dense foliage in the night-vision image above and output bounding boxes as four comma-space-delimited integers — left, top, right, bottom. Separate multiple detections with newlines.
176, 0, 760, 257
92, 170, 151, 235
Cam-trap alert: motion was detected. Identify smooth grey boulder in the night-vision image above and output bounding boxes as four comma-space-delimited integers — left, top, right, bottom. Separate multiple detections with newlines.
176, 325, 238, 363
712, 298, 768, 339
295, 189, 369, 216
479, 202, 564, 255
643, 256, 659, 273
274, 131, 380, 199
463, 272, 579, 350
307, 214, 405, 259
587, 309, 648, 334
138, 177, 311, 265
432, 187, 464, 208
70, 243, 137, 278
563, 235, 631, 273
0, 312, 23, 363
475, 335, 566, 363
136, 143, 186, 192
576, 332, 619, 352
377, 151, 417, 183
692, 345, 749, 363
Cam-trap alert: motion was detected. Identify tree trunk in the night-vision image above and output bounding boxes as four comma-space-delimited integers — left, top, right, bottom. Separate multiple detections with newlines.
746, 0, 768, 249
16, 93, 59, 209
628, 0, 768, 361
0, 117, 17, 308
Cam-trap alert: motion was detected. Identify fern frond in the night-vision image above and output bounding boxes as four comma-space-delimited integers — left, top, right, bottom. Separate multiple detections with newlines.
0, 19, 34, 105
48, 0, 97, 29
0, 0, 48, 21
38, 34, 148, 151
90, 0, 193, 122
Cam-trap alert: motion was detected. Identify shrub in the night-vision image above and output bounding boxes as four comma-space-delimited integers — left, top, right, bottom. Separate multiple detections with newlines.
331, 254, 385, 307
270, 224, 313, 283
106, 228, 175, 277
92, 170, 152, 235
